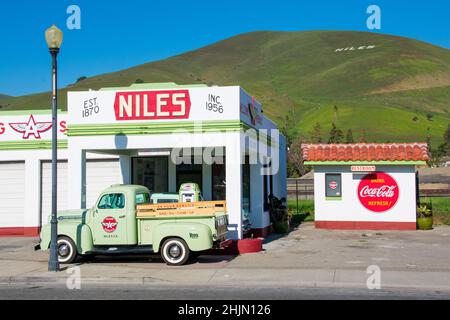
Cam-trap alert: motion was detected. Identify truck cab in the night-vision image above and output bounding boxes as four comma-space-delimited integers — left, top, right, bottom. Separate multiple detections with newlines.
39, 184, 229, 265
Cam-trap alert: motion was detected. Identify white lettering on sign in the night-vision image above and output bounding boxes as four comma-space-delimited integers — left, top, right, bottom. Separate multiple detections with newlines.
351, 166, 376, 172
359, 185, 397, 198
114, 90, 191, 120
335, 45, 376, 52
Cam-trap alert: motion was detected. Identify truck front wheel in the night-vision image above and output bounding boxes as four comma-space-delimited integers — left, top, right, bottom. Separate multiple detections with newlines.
57, 236, 78, 264
161, 238, 190, 266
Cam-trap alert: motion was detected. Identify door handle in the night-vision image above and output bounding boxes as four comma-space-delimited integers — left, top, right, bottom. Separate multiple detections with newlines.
119, 215, 126, 219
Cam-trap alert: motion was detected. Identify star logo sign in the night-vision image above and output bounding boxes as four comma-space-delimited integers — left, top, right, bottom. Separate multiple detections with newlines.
9, 115, 52, 139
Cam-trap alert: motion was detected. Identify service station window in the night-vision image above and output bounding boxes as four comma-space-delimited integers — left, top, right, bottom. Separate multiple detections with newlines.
325, 173, 342, 199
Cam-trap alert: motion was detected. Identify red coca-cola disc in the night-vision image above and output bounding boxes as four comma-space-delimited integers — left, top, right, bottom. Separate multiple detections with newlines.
357, 172, 399, 212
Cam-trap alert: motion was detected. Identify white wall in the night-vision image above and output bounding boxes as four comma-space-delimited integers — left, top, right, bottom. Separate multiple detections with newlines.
314, 165, 417, 223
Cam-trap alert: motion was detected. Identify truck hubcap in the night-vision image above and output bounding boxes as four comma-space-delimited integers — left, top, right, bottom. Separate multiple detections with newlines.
168, 244, 181, 258
58, 244, 70, 257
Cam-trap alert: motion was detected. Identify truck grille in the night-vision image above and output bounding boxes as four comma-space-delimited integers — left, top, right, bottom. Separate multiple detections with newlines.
215, 215, 228, 236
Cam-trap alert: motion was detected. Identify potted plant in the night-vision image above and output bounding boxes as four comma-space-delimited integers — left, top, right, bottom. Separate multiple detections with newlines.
417, 202, 433, 230
268, 195, 291, 233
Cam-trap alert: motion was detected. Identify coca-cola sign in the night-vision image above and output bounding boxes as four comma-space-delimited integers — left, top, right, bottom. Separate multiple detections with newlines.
357, 172, 399, 212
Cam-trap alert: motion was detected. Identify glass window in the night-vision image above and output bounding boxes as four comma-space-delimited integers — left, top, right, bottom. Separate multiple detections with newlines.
212, 160, 226, 201
135, 193, 150, 205
132, 157, 168, 193
98, 193, 125, 209
325, 173, 342, 198
176, 159, 202, 191
156, 198, 179, 204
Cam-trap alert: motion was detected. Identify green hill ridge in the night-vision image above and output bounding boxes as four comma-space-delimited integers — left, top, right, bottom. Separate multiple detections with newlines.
1, 30, 449, 144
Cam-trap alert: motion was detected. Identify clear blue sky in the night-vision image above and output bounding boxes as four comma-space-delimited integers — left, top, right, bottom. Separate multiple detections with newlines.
0, 0, 449, 96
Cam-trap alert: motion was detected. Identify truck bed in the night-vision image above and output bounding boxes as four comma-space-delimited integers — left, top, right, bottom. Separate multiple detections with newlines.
136, 201, 227, 218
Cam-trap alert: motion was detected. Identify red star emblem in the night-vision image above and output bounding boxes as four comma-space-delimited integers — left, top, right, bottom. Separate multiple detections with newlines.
9, 115, 52, 139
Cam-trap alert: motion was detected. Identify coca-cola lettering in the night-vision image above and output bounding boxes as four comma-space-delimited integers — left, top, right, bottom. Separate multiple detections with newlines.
359, 185, 396, 198
114, 90, 191, 121
357, 172, 399, 212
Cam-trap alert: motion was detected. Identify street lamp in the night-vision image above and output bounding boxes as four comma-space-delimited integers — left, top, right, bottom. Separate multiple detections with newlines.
45, 25, 63, 272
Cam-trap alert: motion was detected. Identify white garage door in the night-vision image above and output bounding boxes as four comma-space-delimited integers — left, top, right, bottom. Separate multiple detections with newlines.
86, 159, 122, 208
0, 162, 25, 228
41, 161, 69, 226
41, 159, 122, 226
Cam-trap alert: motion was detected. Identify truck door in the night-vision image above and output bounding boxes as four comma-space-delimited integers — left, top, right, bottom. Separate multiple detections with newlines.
92, 192, 128, 245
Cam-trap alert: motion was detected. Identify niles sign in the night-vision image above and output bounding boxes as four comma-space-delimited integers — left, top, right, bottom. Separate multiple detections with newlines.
358, 172, 399, 212
114, 90, 191, 121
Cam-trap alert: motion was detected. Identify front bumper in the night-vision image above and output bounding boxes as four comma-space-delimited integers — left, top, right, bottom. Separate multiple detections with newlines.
214, 238, 232, 249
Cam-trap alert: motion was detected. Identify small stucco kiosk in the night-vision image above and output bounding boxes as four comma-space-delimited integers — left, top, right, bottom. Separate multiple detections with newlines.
301, 143, 429, 230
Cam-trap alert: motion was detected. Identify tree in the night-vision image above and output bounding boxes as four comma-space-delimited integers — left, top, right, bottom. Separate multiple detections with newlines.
76, 76, 87, 83
280, 103, 297, 146
346, 129, 354, 143
311, 122, 323, 143
359, 129, 368, 143
135, 78, 145, 84
287, 137, 309, 177
426, 113, 433, 121
328, 122, 344, 143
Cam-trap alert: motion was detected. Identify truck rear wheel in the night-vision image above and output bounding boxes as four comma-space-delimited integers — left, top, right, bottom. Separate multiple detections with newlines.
57, 236, 78, 264
161, 238, 190, 266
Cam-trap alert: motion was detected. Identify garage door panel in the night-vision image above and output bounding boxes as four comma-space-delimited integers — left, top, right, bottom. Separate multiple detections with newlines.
86, 160, 122, 208
41, 161, 69, 226
0, 162, 25, 228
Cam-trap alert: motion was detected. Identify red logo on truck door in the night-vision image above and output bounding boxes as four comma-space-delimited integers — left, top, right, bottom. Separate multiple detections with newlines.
357, 172, 399, 212
114, 90, 191, 120
102, 216, 118, 233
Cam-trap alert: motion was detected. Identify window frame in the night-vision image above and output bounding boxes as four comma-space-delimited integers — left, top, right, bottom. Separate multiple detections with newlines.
325, 173, 342, 200
97, 193, 126, 210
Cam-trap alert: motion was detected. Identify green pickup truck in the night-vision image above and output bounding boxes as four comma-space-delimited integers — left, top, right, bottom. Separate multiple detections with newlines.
39, 184, 229, 265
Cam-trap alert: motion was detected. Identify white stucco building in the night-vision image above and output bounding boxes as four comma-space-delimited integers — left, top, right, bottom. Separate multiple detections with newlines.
0, 83, 287, 239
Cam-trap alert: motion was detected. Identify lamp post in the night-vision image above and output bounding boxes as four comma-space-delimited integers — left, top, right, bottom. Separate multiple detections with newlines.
45, 25, 63, 272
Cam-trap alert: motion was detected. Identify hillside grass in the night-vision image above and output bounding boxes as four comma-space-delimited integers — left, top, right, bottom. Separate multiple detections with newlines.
1, 30, 449, 145
420, 197, 450, 226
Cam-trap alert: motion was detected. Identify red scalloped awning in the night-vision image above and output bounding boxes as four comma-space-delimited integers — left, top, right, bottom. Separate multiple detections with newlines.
301, 143, 429, 162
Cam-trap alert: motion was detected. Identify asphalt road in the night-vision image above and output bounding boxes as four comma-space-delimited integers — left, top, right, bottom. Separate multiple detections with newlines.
1, 284, 449, 300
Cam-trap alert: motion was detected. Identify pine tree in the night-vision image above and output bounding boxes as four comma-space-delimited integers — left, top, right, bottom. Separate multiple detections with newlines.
328, 123, 344, 143
311, 122, 323, 143
346, 129, 354, 143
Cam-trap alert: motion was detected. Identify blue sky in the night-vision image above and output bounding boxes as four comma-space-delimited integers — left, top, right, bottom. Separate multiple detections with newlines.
0, 0, 449, 96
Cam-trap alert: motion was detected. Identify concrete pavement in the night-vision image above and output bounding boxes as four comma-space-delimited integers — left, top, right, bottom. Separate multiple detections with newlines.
1, 222, 450, 293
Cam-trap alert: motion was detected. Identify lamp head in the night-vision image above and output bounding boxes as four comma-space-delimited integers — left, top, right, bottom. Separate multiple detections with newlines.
45, 25, 63, 51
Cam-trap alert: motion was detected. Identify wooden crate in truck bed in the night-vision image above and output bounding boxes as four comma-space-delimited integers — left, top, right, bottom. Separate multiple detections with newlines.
136, 201, 227, 218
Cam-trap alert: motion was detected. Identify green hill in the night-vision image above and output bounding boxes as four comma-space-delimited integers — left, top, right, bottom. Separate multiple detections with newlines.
1, 30, 449, 144
0, 94, 11, 101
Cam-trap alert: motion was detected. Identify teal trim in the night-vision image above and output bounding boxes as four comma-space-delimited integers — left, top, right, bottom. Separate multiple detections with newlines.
325, 197, 342, 201
67, 120, 243, 136
304, 161, 426, 166
67, 120, 278, 147
0, 140, 68, 150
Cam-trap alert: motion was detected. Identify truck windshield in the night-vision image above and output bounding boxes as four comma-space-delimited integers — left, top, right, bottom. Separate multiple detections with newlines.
136, 193, 151, 205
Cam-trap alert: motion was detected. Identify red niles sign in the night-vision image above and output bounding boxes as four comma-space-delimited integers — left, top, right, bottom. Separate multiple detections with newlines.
114, 90, 191, 120
357, 172, 399, 213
